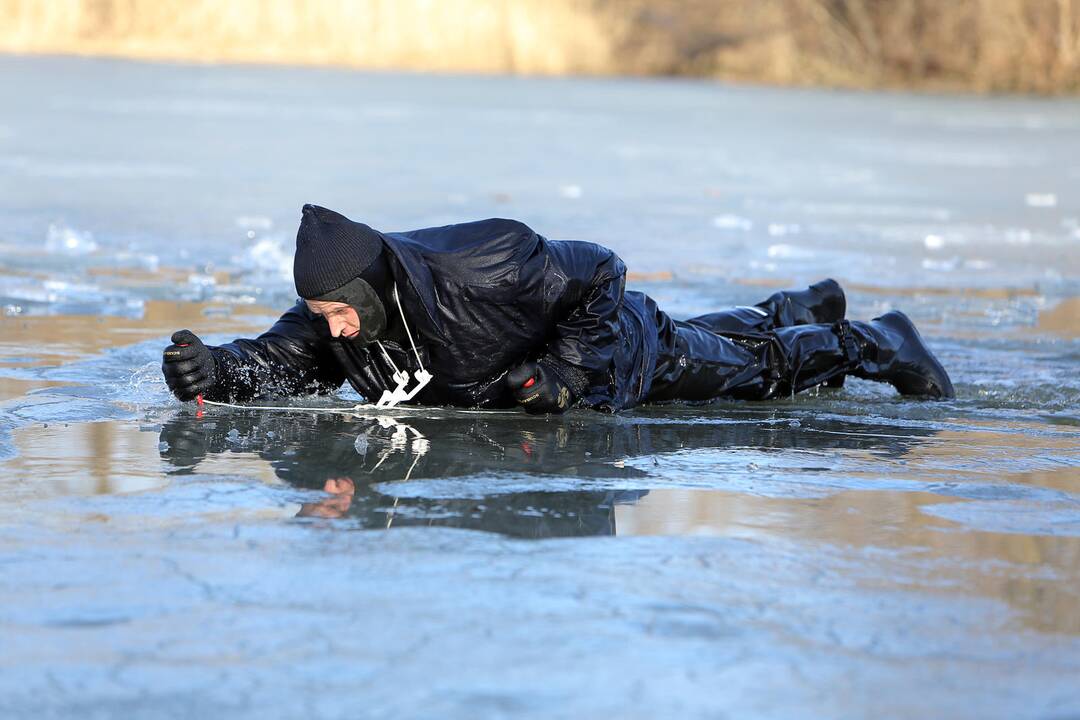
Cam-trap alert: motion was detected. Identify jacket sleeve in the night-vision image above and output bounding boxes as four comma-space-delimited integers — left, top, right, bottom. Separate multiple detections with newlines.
204, 301, 346, 402
540, 240, 627, 397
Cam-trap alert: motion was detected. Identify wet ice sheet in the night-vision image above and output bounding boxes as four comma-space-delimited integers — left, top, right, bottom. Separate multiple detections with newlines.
2, 524, 1078, 720
1, 55, 1080, 718
4, 407, 1079, 669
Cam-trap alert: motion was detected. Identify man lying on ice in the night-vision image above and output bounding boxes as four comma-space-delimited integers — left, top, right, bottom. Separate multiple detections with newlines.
162, 204, 954, 414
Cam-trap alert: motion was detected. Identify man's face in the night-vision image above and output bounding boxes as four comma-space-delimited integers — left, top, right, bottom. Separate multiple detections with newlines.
305, 299, 361, 339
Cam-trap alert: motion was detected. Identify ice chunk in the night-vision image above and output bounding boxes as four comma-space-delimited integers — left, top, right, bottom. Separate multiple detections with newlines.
767, 223, 801, 237
922, 257, 959, 271
767, 244, 813, 260
43, 279, 105, 304
187, 273, 217, 288
241, 236, 293, 280
712, 214, 753, 231
1005, 229, 1033, 245
1025, 193, 1057, 208
45, 223, 98, 255
235, 215, 273, 230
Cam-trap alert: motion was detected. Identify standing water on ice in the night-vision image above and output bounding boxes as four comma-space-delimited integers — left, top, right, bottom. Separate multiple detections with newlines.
1, 56, 1079, 718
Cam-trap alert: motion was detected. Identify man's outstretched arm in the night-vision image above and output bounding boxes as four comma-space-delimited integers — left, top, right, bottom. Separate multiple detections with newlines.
162, 301, 346, 402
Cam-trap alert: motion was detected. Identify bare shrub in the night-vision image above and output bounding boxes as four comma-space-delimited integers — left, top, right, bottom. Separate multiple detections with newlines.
0, 0, 1077, 92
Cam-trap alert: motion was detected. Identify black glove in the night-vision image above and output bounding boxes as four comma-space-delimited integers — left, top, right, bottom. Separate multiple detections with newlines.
507, 361, 573, 415
162, 329, 218, 402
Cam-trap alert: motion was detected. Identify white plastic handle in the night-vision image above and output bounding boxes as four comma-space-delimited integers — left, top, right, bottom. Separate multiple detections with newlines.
400, 369, 433, 401
376, 371, 411, 407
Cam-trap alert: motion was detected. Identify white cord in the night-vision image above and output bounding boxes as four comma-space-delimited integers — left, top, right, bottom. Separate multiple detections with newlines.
393, 283, 426, 372
375, 340, 402, 376
202, 398, 372, 414
198, 398, 514, 416
374, 283, 424, 384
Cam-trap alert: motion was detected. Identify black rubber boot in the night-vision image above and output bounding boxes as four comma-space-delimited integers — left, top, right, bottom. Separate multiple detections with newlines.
759, 313, 953, 400
762, 278, 847, 388
846, 311, 955, 399
763, 321, 856, 398
757, 277, 846, 327
686, 278, 847, 336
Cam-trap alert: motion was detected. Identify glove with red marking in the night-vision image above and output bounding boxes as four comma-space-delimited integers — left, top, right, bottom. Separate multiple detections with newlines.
506, 361, 574, 415
162, 329, 218, 402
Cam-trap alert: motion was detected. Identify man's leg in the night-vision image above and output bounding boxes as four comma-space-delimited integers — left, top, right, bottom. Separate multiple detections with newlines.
646, 318, 853, 403
645, 311, 953, 404
646, 319, 773, 403
680, 278, 849, 390
685, 278, 846, 334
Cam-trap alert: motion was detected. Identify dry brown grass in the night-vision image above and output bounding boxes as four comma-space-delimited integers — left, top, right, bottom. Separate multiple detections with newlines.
0, 0, 615, 74
794, 0, 1080, 92
1, 0, 1077, 93
602, 0, 1080, 92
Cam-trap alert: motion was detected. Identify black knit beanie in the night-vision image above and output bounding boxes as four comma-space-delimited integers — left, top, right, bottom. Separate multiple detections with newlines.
293, 204, 386, 299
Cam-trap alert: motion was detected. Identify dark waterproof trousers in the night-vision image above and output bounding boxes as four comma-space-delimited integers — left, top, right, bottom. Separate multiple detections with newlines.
645, 293, 857, 403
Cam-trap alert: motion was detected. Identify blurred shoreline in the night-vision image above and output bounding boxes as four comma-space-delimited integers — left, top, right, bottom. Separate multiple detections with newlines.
2, 0, 1078, 95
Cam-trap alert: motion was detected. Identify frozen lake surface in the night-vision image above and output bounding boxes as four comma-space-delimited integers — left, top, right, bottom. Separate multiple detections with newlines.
1, 56, 1079, 718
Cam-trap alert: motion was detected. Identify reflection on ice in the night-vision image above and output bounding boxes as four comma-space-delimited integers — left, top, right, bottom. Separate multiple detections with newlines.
146, 406, 1080, 541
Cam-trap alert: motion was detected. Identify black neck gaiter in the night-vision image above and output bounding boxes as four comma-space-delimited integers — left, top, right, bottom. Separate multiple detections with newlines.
312, 252, 396, 346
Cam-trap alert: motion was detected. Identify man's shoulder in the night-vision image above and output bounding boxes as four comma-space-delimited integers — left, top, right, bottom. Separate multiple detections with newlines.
386, 217, 538, 256
383, 219, 547, 287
